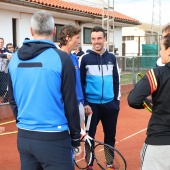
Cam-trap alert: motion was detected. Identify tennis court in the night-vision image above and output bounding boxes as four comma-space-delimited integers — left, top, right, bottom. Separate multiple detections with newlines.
0, 93, 150, 170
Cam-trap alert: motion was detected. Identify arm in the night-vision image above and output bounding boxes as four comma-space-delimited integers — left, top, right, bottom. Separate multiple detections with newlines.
8, 72, 18, 122
80, 56, 88, 106
58, 50, 80, 147
0, 54, 7, 58
128, 74, 152, 109
113, 56, 121, 100
0, 49, 12, 59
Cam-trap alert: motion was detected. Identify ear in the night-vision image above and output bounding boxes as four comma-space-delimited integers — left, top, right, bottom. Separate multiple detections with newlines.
66, 35, 72, 42
30, 27, 34, 36
168, 47, 170, 56
104, 36, 106, 42
53, 26, 56, 36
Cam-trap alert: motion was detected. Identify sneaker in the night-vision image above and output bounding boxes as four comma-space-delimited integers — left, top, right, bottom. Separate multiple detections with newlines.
86, 166, 93, 170
106, 163, 118, 170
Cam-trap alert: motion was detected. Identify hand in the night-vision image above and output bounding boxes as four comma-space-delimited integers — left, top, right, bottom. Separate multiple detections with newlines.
0, 127, 5, 133
73, 146, 82, 157
84, 105, 93, 116
144, 97, 153, 109
7, 53, 12, 60
143, 97, 153, 112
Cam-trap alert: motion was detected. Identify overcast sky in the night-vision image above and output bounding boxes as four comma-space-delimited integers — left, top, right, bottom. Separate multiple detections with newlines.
114, 0, 169, 26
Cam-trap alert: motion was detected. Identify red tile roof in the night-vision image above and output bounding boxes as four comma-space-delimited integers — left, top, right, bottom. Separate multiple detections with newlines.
24, 0, 139, 23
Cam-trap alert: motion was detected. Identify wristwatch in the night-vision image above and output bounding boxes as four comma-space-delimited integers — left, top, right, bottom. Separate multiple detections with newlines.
73, 147, 79, 153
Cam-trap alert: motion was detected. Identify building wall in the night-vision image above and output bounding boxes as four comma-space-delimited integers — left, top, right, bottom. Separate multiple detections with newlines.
0, 9, 19, 47
122, 27, 145, 37
122, 27, 146, 56
0, 8, 123, 55
114, 27, 122, 56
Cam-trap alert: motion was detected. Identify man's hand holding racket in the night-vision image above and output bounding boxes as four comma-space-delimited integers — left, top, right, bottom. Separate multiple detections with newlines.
84, 105, 93, 116
73, 146, 82, 157
74, 114, 127, 170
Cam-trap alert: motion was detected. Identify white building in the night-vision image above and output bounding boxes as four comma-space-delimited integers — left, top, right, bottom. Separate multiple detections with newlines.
0, 0, 140, 56
122, 23, 161, 56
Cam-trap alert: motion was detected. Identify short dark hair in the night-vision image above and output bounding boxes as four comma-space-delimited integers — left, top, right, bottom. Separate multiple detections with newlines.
162, 33, 170, 50
24, 37, 30, 40
59, 25, 81, 47
91, 26, 106, 37
162, 24, 170, 34
0, 38, 4, 42
78, 46, 82, 51
6, 43, 13, 49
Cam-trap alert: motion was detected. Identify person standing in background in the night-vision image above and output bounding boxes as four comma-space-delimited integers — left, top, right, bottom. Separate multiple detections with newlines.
8, 10, 81, 170
0, 38, 12, 102
0, 38, 12, 59
6, 43, 14, 53
80, 26, 121, 170
73, 46, 84, 59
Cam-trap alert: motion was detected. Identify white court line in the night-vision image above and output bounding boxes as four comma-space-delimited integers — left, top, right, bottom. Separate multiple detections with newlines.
75, 157, 85, 162
119, 128, 147, 142
76, 128, 147, 161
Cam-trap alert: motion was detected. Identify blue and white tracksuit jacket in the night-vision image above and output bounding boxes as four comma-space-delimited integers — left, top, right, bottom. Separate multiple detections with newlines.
80, 49, 120, 165
8, 40, 80, 146
80, 49, 120, 105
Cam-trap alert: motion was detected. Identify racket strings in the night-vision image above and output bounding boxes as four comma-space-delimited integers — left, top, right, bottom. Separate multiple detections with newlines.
74, 139, 92, 169
94, 144, 126, 170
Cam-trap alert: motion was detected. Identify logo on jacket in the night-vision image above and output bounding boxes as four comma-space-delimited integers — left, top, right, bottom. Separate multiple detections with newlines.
75, 66, 78, 69
108, 61, 113, 65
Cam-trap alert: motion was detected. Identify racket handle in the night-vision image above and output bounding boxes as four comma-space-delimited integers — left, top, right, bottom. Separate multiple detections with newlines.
81, 128, 86, 136
86, 114, 92, 132
81, 128, 92, 140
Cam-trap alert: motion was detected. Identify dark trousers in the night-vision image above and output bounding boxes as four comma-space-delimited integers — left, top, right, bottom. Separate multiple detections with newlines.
17, 136, 74, 170
86, 99, 120, 165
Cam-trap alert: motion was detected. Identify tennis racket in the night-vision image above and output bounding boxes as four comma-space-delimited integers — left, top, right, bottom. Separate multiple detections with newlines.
74, 114, 127, 170
134, 72, 144, 84
134, 72, 152, 112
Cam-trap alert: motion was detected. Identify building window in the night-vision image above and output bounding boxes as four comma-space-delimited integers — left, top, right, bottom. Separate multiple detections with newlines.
83, 27, 107, 44
53, 24, 64, 42
83, 27, 92, 44
125, 36, 134, 41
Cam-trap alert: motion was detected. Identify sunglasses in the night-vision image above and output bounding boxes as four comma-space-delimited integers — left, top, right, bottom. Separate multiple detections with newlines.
8, 47, 14, 49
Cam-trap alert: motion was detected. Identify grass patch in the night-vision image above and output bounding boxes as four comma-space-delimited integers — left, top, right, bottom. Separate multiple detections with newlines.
120, 70, 148, 84
120, 73, 133, 84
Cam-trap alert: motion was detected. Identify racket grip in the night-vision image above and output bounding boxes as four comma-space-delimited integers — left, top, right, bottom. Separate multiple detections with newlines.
86, 114, 92, 132
81, 128, 86, 136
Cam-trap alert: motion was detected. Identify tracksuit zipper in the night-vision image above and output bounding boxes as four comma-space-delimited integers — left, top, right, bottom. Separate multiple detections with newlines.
100, 55, 104, 104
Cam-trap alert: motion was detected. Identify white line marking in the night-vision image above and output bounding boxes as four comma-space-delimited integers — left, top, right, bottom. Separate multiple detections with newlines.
119, 128, 147, 142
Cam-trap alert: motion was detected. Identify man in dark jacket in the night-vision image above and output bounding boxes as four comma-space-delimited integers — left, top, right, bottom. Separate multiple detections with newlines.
73, 46, 84, 59
80, 26, 121, 170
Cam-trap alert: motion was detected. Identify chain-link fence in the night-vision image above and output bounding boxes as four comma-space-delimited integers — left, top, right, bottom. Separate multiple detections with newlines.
0, 58, 9, 105
117, 55, 158, 85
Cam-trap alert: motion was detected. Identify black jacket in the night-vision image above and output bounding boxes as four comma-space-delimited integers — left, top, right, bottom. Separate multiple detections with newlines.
128, 62, 170, 145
